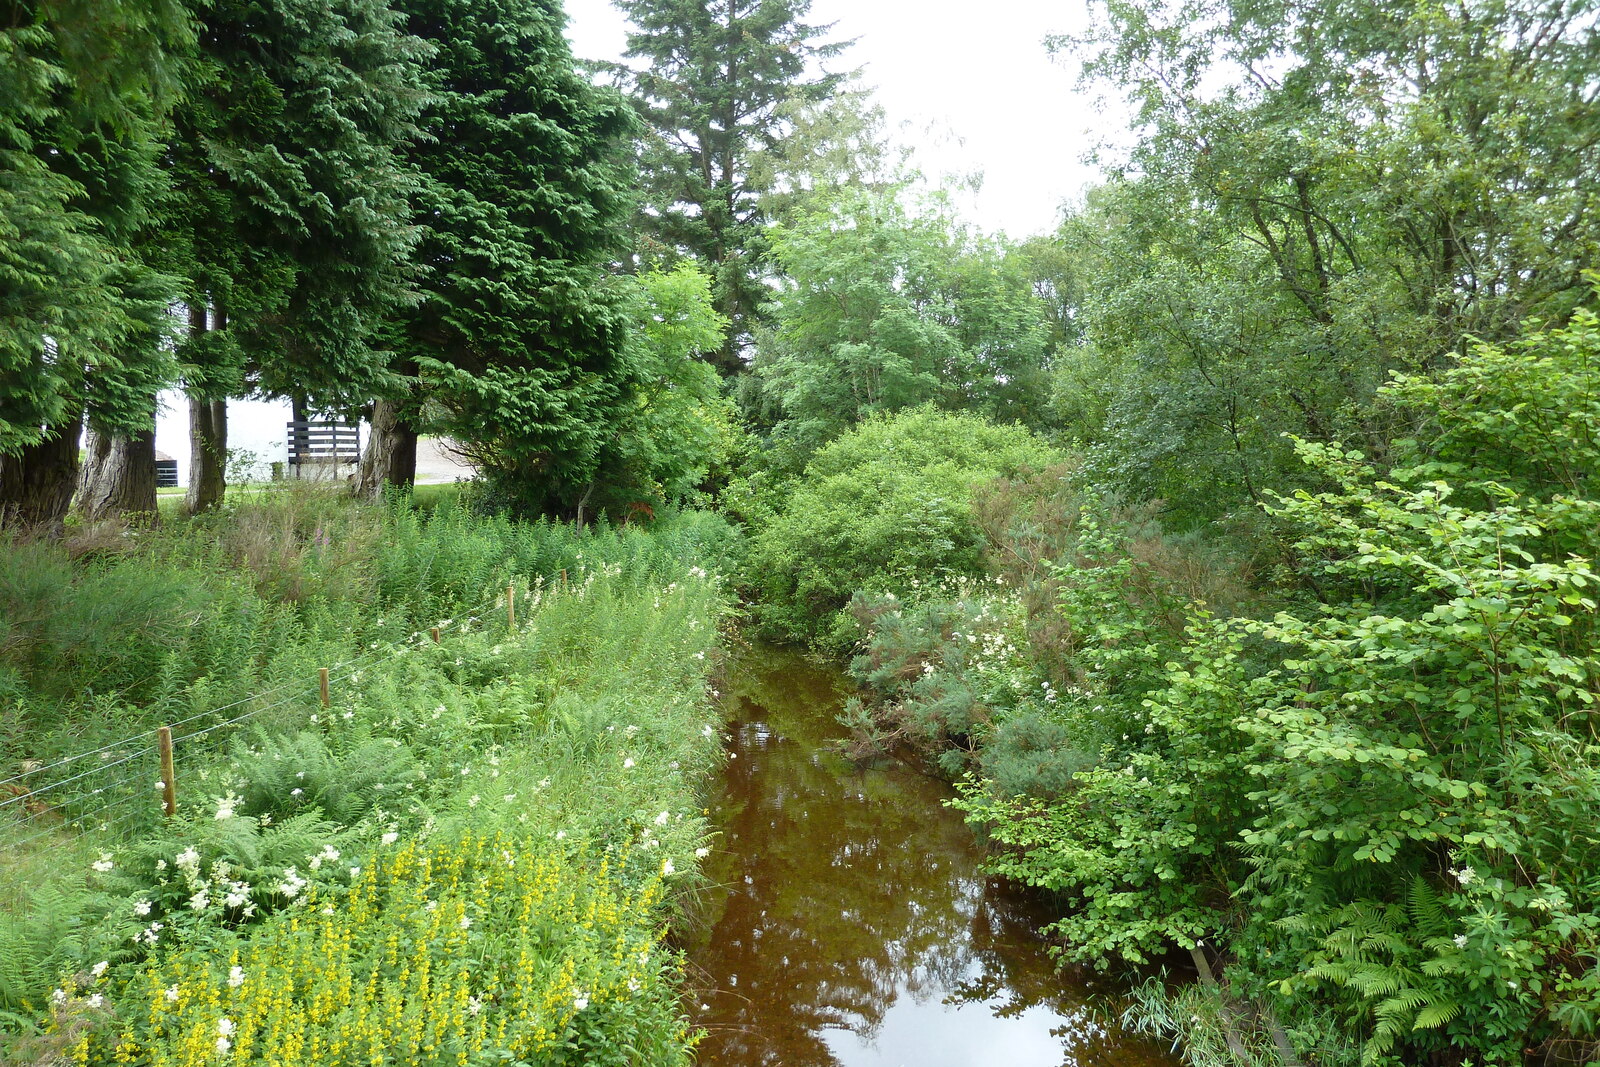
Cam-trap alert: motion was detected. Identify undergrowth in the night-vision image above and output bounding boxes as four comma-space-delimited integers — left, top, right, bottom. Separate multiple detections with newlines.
0, 492, 735, 1066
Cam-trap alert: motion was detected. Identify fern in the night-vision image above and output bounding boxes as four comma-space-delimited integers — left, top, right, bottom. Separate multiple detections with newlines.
1297, 886, 1467, 1064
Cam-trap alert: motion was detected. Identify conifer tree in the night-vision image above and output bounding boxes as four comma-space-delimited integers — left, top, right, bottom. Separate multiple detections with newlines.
615, 0, 850, 374
371, 0, 638, 512
159, 0, 428, 512
0, 0, 191, 527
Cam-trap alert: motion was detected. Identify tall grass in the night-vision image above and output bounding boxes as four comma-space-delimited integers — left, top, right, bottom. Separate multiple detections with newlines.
0, 492, 735, 1065
0, 491, 737, 764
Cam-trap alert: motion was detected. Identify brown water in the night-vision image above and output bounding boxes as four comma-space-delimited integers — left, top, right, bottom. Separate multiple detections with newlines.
683, 647, 1181, 1067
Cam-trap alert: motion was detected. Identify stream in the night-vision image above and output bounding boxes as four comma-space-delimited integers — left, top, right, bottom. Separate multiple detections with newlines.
682, 646, 1182, 1067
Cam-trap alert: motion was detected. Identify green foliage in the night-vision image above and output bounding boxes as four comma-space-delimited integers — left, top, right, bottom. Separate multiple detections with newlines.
159, 0, 430, 409
940, 305, 1600, 1061
1, 496, 728, 1067
1045, 0, 1600, 524
741, 407, 1062, 651
0, 491, 737, 760
614, 0, 851, 371
581, 265, 742, 516
0, 0, 188, 490
749, 186, 1055, 468
398, 0, 640, 514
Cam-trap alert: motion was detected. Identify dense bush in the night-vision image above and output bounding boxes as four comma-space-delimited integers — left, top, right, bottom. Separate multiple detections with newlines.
943, 308, 1600, 1063
833, 306, 1600, 1062
741, 406, 1063, 651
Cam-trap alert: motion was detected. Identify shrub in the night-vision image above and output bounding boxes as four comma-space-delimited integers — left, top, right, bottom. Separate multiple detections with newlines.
742, 406, 1063, 651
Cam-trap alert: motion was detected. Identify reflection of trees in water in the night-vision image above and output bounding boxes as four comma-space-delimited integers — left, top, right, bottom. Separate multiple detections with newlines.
947, 882, 1148, 1067
688, 653, 1174, 1067
695, 703, 982, 1066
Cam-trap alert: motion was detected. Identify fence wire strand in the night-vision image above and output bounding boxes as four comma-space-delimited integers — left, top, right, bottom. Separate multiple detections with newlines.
0, 580, 529, 861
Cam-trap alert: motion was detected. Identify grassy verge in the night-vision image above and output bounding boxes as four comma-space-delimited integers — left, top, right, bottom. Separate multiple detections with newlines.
1, 494, 736, 1065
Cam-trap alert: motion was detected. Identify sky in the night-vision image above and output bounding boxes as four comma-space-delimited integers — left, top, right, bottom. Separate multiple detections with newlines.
561, 0, 1120, 239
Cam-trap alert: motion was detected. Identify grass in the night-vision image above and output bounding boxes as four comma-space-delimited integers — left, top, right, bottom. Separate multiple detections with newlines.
1, 494, 737, 1065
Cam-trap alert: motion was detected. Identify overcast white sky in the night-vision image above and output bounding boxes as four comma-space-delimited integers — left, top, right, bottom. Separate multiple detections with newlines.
561, 0, 1118, 239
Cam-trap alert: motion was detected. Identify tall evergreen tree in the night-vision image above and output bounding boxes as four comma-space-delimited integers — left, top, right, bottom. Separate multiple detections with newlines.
368, 0, 638, 512
0, 0, 191, 527
157, 0, 429, 513
615, 0, 850, 374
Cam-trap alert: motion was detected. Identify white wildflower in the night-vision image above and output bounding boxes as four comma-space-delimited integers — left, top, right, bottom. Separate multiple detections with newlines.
278, 867, 306, 899
228, 966, 245, 989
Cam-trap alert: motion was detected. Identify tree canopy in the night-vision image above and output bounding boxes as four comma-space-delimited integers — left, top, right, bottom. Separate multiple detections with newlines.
614, 0, 851, 373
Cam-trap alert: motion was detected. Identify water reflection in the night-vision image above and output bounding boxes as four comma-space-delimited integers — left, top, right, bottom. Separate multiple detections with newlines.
683, 648, 1178, 1067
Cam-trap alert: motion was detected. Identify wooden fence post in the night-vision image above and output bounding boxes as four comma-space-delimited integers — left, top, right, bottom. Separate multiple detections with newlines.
430, 627, 440, 643
157, 726, 176, 817
507, 581, 516, 630
319, 667, 330, 709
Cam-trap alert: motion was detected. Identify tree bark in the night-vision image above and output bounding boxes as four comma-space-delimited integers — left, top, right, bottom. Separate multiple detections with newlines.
356, 397, 418, 499
184, 396, 228, 514
78, 424, 158, 522
183, 304, 228, 514
0, 414, 84, 533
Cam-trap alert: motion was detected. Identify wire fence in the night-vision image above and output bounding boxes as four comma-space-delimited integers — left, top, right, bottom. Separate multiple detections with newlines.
0, 577, 549, 879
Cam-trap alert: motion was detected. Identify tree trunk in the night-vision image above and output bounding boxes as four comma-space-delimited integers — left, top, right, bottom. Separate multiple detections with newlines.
357, 397, 418, 499
290, 396, 311, 479
78, 425, 158, 522
183, 304, 228, 514
184, 396, 227, 514
0, 414, 83, 532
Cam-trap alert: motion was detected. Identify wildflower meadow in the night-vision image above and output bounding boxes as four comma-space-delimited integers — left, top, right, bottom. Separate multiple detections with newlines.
1, 494, 736, 1065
